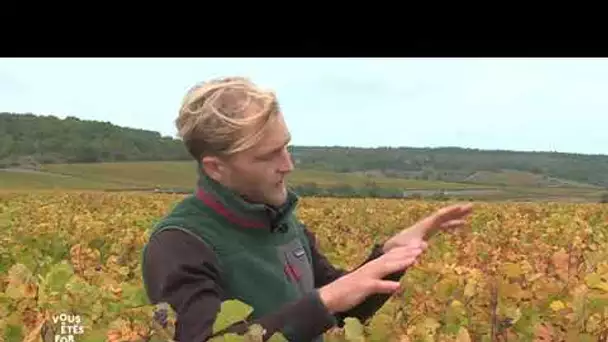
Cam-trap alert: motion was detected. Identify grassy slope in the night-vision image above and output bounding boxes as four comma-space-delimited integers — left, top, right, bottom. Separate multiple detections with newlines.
42, 161, 196, 188
1, 161, 603, 202
35, 161, 480, 190
463, 170, 599, 188
0, 169, 113, 190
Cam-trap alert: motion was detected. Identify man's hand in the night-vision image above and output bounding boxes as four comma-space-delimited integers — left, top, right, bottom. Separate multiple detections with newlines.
318, 239, 427, 314
382, 203, 473, 254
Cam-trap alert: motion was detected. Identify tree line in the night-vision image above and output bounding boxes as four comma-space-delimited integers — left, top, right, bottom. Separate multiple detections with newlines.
3, 112, 608, 189
0, 112, 190, 166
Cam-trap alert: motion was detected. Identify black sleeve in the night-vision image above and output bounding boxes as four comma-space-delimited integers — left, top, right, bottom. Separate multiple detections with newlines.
303, 228, 405, 326
142, 229, 337, 342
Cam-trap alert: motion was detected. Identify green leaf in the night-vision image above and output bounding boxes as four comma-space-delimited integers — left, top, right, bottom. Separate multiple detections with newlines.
42, 260, 75, 293
367, 313, 392, 342
344, 317, 366, 342
245, 324, 266, 342
212, 299, 254, 334
121, 283, 150, 307
3, 324, 23, 342
587, 294, 608, 313
209, 333, 246, 342
267, 331, 289, 342
107, 302, 125, 314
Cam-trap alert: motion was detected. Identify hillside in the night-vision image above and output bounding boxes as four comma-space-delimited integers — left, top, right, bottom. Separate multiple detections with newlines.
0, 161, 479, 192
0, 112, 190, 165
2, 112, 608, 190
3, 162, 606, 202
289, 146, 608, 187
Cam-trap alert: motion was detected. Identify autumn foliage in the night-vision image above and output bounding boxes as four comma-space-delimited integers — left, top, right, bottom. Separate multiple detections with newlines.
1, 192, 607, 341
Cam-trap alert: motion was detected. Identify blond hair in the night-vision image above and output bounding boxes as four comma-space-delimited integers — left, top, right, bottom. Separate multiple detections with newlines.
176, 77, 279, 160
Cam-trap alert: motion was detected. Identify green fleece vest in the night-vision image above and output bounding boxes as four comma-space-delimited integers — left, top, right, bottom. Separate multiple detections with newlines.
143, 170, 333, 340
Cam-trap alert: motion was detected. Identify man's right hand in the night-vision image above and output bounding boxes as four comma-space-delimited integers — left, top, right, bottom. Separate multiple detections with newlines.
318, 240, 427, 314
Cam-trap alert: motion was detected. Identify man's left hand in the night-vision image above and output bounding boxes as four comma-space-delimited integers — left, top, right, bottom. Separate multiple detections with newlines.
382, 203, 473, 254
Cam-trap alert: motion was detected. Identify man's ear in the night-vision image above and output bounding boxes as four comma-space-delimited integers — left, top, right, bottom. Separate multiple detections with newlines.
201, 156, 225, 182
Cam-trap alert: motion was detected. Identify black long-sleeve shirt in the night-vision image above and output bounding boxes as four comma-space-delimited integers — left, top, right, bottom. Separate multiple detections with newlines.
142, 227, 404, 341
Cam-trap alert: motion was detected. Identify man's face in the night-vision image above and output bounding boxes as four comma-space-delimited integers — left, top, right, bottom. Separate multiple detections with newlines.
211, 112, 294, 207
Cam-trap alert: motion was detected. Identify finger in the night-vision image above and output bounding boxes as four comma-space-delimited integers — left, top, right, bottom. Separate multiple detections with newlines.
397, 239, 428, 251
425, 219, 466, 239
383, 246, 424, 260
432, 203, 473, 223
400, 246, 425, 258
454, 203, 473, 218
440, 219, 467, 230
380, 256, 418, 276
397, 238, 426, 250
369, 280, 401, 294
368, 250, 413, 267
390, 250, 424, 261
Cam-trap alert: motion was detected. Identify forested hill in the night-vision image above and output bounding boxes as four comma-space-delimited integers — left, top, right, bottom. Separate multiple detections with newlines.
290, 146, 608, 187
3, 112, 608, 187
0, 112, 190, 164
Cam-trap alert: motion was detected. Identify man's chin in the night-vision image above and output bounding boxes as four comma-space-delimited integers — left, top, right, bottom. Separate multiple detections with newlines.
266, 189, 288, 207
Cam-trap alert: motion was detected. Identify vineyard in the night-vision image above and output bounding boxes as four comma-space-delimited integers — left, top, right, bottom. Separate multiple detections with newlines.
1, 191, 608, 341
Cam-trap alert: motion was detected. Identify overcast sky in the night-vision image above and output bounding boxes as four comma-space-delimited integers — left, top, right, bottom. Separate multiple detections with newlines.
1, 58, 606, 155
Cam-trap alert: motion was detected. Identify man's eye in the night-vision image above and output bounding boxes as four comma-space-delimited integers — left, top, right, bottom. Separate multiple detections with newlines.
259, 153, 274, 161
258, 148, 284, 161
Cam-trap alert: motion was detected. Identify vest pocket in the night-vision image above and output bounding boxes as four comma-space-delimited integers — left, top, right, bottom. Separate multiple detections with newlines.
277, 238, 315, 294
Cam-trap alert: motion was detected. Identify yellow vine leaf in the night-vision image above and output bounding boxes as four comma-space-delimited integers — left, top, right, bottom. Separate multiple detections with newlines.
499, 281, 531, 301
414, 317, 440, 341
586, 313, 603, 334
463, 279, 476, 299
584, 273, 608, 292
596, 261, 608, 275
500, 305, 522, 326
449, 300, 466, 317
4, 263, 37, 299
501, 262, 523, 279
549, 300, 566, 311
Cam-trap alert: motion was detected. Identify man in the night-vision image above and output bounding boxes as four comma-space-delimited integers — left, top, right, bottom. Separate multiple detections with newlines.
141, 76, 473, 341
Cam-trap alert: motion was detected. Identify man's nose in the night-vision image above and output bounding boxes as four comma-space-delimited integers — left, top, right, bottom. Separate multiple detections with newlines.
279, 149, 294, 173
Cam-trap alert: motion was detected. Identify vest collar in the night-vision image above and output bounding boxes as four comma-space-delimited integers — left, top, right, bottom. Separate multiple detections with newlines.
194, 164, 299, 232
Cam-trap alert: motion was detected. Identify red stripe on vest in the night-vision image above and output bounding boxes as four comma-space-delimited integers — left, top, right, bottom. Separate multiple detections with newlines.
284, 262, 301, 282
196, 188, 267, 229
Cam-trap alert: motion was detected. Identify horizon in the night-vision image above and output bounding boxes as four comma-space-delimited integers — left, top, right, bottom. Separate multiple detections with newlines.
7, 111, 608, 158
2, 58, 608, 156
